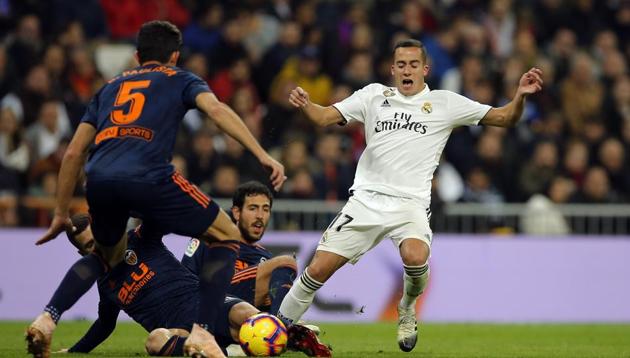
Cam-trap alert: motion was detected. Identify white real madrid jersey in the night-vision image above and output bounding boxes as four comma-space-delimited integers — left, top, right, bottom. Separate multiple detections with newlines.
333, 83, 491, 206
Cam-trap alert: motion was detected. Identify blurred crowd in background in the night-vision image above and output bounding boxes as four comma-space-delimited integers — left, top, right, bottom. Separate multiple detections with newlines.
0, 0, 629, 227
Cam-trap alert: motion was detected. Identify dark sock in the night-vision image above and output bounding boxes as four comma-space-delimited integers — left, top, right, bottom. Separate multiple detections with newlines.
159, 335, 186, 356
197, 240, 239, 333
45, 253, 107, 323
269, 266, 297, 315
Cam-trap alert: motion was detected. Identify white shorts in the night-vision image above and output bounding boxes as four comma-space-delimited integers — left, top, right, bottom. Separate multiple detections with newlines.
317, 190, 433, 264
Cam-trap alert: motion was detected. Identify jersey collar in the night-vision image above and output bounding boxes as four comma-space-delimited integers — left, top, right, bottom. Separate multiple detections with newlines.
397, 83, 430, 99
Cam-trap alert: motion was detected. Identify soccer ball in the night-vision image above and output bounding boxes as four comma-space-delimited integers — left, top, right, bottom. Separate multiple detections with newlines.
239, 313, 288, 356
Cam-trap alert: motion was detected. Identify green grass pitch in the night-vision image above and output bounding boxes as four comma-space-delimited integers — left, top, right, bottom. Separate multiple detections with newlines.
3, 321, 629, 357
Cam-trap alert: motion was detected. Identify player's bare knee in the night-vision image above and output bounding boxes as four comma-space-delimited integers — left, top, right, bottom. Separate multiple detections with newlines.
145, 328, 172, 356
400, 239, 430, 266
231, 302, 260, 327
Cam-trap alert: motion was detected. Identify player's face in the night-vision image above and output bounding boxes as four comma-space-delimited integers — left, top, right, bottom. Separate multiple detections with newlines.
233, 194, 271, 243
75, 226, 96, 256
391, 47, 429, 96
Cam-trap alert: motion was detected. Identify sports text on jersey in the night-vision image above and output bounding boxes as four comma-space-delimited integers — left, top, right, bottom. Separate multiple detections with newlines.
375, 112, 427, 134
117, 262, 156, 305
108, 66, 177, 83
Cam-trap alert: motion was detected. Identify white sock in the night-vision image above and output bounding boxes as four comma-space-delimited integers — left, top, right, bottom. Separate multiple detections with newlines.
400, 263, 429, 309
277, 268, 323, 325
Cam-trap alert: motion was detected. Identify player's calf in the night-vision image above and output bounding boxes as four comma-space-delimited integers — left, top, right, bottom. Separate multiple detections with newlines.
146, 328, 190, 356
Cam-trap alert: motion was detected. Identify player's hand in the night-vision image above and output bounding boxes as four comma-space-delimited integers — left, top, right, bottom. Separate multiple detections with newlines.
518, 67, 543, 96
53, 348, 69, 354
36, 213, 75, 245
260, 155, 287, 191
289, 87, 310, 108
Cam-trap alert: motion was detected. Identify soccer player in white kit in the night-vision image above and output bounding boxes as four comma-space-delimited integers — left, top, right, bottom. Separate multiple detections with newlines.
278, 39, 543, 352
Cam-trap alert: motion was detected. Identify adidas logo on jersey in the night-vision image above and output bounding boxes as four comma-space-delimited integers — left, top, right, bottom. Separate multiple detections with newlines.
381, 99, 391, 107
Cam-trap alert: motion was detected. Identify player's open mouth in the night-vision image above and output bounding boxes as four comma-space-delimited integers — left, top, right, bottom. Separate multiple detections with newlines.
402, 79, 413, 89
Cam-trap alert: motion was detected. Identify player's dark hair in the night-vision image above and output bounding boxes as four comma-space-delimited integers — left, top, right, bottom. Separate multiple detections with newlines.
66, 213, 91, 251
136, 20, 182, 64
393, 39, 427, 64
232, 181, 274, 209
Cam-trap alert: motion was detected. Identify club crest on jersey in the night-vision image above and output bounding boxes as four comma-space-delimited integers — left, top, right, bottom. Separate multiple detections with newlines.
421, 102, 433, 114
124, 250, 138, 265
185, 238, 200, 257
383, 88, 396, 97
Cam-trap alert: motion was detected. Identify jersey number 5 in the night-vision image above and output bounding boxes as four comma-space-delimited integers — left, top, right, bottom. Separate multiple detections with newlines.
111, 80, 151, 125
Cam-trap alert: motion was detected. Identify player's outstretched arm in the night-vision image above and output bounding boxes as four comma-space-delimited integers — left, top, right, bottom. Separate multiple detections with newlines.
67, 300, 120, 353
289, 86, 343, 126
195, 92, 286, 191
481, 67, 543, 128
37, 123, 96, 245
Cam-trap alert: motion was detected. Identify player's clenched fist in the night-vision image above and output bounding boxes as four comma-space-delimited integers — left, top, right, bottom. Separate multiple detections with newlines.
289, 87, 310, 108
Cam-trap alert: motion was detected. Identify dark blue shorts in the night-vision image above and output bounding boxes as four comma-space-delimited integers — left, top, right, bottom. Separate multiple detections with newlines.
228, 265, 258, 306
165, 295, 244, 349
86, 173, 219, 247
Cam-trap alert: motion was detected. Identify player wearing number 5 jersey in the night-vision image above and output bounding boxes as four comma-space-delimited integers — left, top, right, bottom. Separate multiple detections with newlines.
277, 39, 543, 353
26, 21, 285, 358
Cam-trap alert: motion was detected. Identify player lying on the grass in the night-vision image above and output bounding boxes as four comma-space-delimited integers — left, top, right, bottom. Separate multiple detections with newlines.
182, 181, 298, 316
60, 215, 331, 357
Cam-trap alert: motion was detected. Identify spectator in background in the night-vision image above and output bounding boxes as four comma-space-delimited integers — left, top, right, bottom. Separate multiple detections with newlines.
598, 138, 630, 200
182, 4, 223, 55
604, 75, 630, 135
68, 48, 103, 105
282, 167, 316, 200
183, 53, 210, 82
560, 52, 604, 135
42, 44, 67, 99
241, 6, 281, 63
0, 45, 18, 99
483, 0, 516, 59
209, 57, 259, 107
24, 100, 70, 162
520, 175, 574, 235
271, 46, 333, 106
280, 139, 313, 178
571, 166, 618, 203
211, 164, 240, 198
519, 140, 558, 199
562, 139, 589, 189
341, 51, 375, 91
312, 133, 353, 201
186, 127, 220, 194
0, 107, 29, 175
100, 0, 189, 40
0, 107, 25, 226
546, 28, 577, 81
207, 15, 248, 72
6, 15, 42, 78
255, 20, 302, 100
5, 65, 51, 127
461, 167, 504, 204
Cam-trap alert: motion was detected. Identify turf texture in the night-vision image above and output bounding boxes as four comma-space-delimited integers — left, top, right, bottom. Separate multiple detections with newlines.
2, 321, 629, 357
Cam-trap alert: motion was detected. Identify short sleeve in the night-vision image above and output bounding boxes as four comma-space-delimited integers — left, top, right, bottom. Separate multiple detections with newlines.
80, 92, 100, 127
446, 91, 492, 127
332, 84, 376, 125
182, 72, 212, 109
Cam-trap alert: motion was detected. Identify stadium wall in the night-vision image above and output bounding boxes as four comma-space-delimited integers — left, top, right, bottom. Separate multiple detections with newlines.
2, 230, 629, 323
